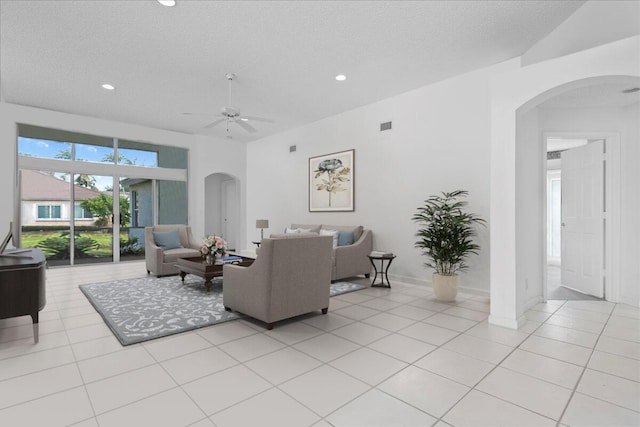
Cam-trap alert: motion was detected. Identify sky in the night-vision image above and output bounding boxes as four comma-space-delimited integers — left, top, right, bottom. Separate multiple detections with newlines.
18, 137, 159, 191
18, 137, 158, 166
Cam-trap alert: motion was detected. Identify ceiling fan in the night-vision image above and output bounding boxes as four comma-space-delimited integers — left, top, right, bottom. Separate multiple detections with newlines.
184, 73, 274, 134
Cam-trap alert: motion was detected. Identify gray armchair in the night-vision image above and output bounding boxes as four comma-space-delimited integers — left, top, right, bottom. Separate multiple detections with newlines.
145, 224, 201, 276
223, 234, 333, 330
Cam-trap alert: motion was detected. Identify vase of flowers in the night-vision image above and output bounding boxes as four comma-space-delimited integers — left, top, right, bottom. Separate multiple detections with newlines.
201, 235, 227, 264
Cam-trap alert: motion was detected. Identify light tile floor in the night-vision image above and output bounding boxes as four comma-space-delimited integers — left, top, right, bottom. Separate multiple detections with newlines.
0, 261, 638, 426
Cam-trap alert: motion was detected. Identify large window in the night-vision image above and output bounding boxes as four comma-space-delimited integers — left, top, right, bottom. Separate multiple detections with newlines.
17, 125, 189, 266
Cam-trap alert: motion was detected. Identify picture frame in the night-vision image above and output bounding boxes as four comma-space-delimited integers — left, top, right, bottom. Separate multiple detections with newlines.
309, 149, 354, 212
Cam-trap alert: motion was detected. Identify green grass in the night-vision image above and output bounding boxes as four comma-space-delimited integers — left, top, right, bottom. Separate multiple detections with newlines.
22, 230, 129, 257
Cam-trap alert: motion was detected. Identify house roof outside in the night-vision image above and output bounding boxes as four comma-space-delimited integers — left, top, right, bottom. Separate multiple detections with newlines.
21, 169, 103, 201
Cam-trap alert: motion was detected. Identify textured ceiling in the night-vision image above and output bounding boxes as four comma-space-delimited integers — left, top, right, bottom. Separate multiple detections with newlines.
1, 0, 586, 142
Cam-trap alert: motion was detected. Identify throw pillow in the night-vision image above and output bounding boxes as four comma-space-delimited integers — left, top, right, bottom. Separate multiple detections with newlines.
152, 228, 183, 250
337, 231, 354, 246
320, 229, 339, 248
285, 227, 313, 234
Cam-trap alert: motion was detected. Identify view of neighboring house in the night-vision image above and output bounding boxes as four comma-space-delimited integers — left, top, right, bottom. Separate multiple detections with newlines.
120, 177, 152, 229
20, 169, 101, 227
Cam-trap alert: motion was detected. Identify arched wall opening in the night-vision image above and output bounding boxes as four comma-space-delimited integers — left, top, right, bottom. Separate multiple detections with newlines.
514, 75, 638, 315
204, 173, 241, 251
488, 36, 639, 329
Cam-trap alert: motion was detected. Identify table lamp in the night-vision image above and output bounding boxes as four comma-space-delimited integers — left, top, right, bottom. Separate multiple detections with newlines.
256, 219, 269, 240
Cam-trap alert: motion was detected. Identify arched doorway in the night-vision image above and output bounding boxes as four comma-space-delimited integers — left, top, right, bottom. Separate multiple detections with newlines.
488, 37, 639, 329
204, 173, 241, 251
515, 76, 638, 306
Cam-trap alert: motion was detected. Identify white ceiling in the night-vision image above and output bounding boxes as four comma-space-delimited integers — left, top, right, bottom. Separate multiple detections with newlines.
0, 0, 587, 142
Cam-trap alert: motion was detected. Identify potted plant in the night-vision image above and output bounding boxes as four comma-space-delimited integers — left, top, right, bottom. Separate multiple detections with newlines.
412, 190, 485, 302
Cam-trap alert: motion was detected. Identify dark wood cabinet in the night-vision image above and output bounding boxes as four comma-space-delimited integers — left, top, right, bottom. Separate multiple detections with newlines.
0, 248, 46, 343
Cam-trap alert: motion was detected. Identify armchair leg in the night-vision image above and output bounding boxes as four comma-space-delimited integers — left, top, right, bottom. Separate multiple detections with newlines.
266, 322, 274, 330
365, 274, 370, 278
321, 308, 328, 314
147, 270, 150, 274
224, 306, 232, 311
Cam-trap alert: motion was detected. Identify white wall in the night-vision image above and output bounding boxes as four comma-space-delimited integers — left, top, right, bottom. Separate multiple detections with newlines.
246, 61, 517, 294
490, 36, 640, 328
515, 108, 544, 311
0, 102, 247, 251
189, 134, 247, 246
538, 104, 640, 306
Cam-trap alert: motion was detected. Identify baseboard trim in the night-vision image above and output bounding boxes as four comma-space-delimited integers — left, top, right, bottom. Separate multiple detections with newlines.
488, 314, 527, 330
387, 273, 490, 298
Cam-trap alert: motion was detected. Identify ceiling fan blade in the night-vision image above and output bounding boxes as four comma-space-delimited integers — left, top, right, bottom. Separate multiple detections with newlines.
241, 115, 275, 123
182, 112, 218, 116
204, 118, 227, 129
234, 119, 257, 133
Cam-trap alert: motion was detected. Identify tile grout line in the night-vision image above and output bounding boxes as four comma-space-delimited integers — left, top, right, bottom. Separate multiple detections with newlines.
554, 301, 619, 425
434, 299, 568, 426
2, 261, 636, 427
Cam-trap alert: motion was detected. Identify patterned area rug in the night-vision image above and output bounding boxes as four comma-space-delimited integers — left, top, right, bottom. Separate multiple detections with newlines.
80, 276, 367, 346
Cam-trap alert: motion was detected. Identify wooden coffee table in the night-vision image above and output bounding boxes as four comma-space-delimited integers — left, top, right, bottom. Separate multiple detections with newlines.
176, 255, 255, 291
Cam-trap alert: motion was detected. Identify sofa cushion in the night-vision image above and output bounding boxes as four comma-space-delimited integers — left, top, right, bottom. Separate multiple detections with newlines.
322, 225, 363, 243
153, 228, 183, 250
290, 224, 322, 233
319, 229, 339, 248
270, 232, 319, 240
162, 247, 201, 262
337, 231, 354, 246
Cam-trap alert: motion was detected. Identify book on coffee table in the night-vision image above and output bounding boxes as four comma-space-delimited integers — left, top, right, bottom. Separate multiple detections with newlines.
216, 255, 243, 265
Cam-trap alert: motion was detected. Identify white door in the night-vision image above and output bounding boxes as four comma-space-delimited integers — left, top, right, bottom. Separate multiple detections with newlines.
561, 141, 604, 298
221, 179, 237, 250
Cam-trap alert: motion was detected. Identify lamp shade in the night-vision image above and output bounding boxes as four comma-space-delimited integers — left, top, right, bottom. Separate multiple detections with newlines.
256, 219, 269, 229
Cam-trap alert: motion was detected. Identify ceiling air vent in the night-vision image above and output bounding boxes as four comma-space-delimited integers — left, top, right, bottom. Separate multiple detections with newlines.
289, 145, 297, 153
380, 121, 392, 131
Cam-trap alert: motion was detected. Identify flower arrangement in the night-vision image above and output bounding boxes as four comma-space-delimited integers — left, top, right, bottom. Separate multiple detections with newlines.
201, 235, 227, 259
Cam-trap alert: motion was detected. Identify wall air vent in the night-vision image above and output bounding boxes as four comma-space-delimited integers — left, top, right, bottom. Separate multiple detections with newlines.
289, 145, 297, 152
380, 121, 392, 131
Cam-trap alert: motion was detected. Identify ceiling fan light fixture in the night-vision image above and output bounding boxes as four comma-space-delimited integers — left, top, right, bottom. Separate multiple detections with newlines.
240, 118, 249, 121
157, 0, 176, 7
335, 74, 347, 81
101, 83, 115, 90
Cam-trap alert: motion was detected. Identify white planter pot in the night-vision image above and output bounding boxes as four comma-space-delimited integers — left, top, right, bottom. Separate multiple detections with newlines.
432, 273, 458, 302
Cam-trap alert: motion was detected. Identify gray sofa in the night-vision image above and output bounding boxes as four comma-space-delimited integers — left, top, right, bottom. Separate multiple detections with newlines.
145, 224, 201, 276
284, 223, 373, 282
223, 234, 333, 329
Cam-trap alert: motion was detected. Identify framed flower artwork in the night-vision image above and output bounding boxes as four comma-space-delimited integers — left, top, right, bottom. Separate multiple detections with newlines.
309, 149, 354, 212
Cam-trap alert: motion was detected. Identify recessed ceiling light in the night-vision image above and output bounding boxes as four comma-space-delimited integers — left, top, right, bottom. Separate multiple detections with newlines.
101, 83, 115, 90
157, 0, 176, 6
335, 74, 347, 81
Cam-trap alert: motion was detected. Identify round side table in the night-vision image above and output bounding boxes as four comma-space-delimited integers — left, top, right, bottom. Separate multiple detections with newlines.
368, 253, 396, 288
